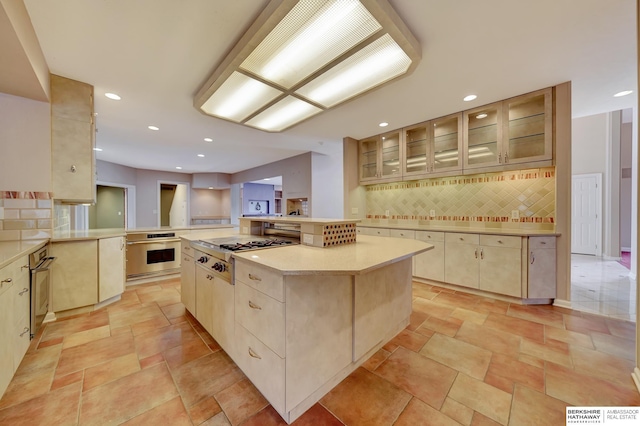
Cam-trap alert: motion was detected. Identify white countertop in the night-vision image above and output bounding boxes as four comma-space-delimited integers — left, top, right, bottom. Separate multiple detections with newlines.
185, 229, 432, 275
0, 240, 48, 269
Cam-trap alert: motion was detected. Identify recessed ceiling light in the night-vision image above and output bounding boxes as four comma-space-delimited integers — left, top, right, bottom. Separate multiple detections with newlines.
208, 187, 214, 189
264, 178, 270, 181
93, 147, 103, 151
175, 166, 182, 170
148, 125, 159, 131
197, 154, 205, 157
105, 93, 121, 100
204, 138, 213, 142
614, 90, 633, 97
463, 95, 477, 102
476, 113, 488, 119
379, 122, 389, 127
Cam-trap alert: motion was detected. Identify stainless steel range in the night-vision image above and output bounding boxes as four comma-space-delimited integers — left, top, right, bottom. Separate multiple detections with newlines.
190, 236, 297, 283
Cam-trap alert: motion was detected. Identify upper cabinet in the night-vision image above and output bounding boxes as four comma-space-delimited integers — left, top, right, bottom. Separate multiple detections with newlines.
359, 130, 402, 184
51, 74, 96, 203
463, 88, 552, 173
403, 113, 463, 179
357, 86, 555, 185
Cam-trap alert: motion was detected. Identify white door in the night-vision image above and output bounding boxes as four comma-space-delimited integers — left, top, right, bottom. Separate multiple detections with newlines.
571, 174, 600, 255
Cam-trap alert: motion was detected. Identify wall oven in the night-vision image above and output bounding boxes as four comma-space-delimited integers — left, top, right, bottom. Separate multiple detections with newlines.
126, 232, 181, 279
30, 246, 55, 339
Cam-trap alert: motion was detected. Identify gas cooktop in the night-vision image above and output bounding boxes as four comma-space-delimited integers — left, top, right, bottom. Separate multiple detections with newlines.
191, 236, 298, 261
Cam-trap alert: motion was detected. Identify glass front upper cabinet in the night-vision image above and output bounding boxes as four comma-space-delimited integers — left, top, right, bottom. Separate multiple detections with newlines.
431, 113, 462, 173
463, 102, 502, 169
503, 88, 552, 164
359, 130, 401, 183
403, 122, 428, 177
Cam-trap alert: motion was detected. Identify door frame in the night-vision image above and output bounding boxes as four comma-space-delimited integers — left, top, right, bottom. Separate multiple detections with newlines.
96, 180, 136, 229
571, 173, 602, 257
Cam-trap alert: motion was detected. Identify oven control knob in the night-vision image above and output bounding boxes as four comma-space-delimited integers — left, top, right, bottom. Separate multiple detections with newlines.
198, 256, 208, 263
212, 262, 226, 272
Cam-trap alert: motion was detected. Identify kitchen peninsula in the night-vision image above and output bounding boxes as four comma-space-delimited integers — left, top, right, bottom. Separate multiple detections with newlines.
182, 220, 431, 424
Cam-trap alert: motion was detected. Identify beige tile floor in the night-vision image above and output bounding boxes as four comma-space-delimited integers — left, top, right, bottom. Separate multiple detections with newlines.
0, 278, 638, 425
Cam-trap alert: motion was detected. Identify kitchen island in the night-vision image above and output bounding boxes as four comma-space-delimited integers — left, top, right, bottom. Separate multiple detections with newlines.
182, 228, 431, 424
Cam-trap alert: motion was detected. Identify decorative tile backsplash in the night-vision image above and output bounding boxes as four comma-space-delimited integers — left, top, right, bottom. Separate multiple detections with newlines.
0, 191, 53, 240
365, 167, 555, 230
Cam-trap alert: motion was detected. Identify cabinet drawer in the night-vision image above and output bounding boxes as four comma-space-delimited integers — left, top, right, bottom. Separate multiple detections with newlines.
235, 260, 284, 302
479, 235, 521, 249
415, 231, 444, 242
181, 240, 194, 257
529, 236, 556, 249
235, 281, 285, 357
445, 232, 479, 245
234, 324, 285, 414
389, 229, 415, 239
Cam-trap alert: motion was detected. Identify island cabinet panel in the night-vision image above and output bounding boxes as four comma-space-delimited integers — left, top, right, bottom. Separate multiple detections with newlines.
51, 240, 98, 312
414, 231, 445, 282
284, 274, 352, 414
353, 258, 412, 361
0, 263, 16, 397
180, 249, 196, 315
12, 257, 31, 371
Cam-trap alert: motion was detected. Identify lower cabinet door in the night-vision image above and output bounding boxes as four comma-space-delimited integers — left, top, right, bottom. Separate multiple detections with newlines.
210, 276, 235, 357
479, 246, 521, 297
181, 254, 196, 315
528, 248, 556, 298
99, 237, 125, 302
444, 242, 479, 288
195, 267, 214, 336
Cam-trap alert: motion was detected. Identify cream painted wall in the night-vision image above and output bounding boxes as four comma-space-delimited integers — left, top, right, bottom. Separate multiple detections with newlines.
0, 93, 50, 191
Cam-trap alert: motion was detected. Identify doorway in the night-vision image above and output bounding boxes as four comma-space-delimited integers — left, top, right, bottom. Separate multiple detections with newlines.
571, 173, 601, 256
158, 181, 189, 227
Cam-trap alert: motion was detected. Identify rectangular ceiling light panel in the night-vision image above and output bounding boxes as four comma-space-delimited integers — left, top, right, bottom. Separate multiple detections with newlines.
296, 34, 411, 107
200, 71, 283, 122
245, 96, 322, 132
240, 0, 381, 89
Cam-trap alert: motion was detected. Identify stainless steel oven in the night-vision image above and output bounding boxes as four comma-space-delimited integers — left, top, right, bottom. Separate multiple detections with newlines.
30, 246, 55, 339
126, 232, 181, 279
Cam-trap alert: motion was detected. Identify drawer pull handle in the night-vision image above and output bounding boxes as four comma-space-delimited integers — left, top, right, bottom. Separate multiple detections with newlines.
248, 347, 262, 359
497, 240, 503, 244
21, 265, 29, 270
19, 288, 29, 296
20, 327, 30, 337
1, 278, 12, 285
248, 301, 262, 310
427, 235, 431, 239
530, 253, 535, 264
459, 237, 464, 241
540, 241, 546, 245
474, 248, 478, 259
248, 274, 262, 282
480, 248, 484, 260
206, 274, 214, 280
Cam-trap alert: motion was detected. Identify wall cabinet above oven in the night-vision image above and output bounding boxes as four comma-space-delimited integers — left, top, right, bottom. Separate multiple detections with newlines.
50, 74, 96, 204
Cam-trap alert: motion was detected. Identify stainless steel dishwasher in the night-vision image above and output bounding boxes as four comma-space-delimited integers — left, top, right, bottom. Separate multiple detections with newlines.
126, 232, 181, 279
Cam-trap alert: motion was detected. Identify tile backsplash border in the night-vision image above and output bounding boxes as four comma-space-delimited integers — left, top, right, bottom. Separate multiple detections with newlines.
0, 191, 53, 241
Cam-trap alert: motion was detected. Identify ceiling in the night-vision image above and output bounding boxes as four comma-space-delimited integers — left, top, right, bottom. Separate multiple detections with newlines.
21, 0, 637, 175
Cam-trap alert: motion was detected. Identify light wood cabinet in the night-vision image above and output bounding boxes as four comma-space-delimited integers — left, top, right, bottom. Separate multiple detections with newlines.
180, 247, 196, 316
444, 233, 480, 288
98, 237, 125, 302
403, 113, 463, 179
359, 130, 402, 184
414, 231, 445, 282
51, 240, 98, 312
195, 265, 214, 336
0, 255, 31, 398
463, 89, 552, 173
51, 74, 95, 203
357, 226, 390, 237
195, 265, 234, 354
527, 236, 556, 298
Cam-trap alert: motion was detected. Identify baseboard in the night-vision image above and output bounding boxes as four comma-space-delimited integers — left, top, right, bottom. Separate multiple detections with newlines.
553, 299, 572, 310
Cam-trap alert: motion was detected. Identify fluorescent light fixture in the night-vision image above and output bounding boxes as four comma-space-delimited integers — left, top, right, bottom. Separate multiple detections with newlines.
614, 90, 633, 97
204, 138, 213, 142
148, 125, 159, 131
463, 95, 477, 102
194, 0, 420, 132
105, 93, 121, 100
